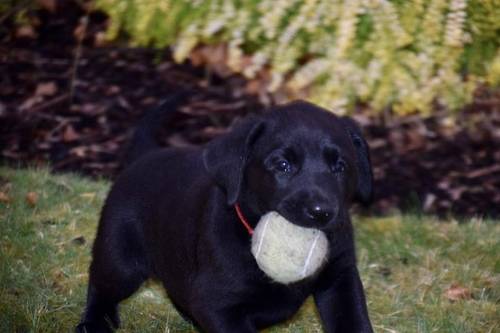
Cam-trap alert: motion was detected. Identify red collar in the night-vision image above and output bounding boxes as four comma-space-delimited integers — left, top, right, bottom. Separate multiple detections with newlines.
234, 203, 254, 235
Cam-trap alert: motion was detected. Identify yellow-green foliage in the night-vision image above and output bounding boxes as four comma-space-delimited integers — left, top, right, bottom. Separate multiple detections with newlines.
97, 0, 500, 115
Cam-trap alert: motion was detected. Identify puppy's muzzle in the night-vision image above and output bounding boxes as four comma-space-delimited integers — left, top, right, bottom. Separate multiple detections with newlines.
280, 191, 338, 228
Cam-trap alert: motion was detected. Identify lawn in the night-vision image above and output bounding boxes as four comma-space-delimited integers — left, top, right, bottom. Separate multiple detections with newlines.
0, 167, 498, 332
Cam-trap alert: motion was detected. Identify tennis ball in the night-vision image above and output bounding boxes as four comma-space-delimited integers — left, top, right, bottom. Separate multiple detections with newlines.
251, 211, 329, 284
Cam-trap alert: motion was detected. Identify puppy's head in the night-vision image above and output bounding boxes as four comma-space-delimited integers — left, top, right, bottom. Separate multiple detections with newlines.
203, 100, 372, 229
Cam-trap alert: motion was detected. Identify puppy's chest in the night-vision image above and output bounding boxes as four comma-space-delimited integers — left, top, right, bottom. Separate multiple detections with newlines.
244, 283, 311, 326
254, 277, 312, 304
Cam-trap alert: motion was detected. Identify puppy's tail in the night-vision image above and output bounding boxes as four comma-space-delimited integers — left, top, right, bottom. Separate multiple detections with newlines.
123, 90, 190, 166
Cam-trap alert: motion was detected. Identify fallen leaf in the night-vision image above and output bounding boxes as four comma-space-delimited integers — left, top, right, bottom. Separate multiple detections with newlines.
94, 31, 108, 47
423, 193, 437, 212
50, 268, 66, 292
26, 192, 39, 207
19, 95, 43, 111
106, 85, 121, 95
73, 17, 88, 41
36, 0, 57, 12
448, 186, 467, 200
467, 165, 500, 179
16, 26, 37, 39
35, 82, 58, 97
70, 146, 87, 157
377, 266, 392, 277
62, 124, 80, 142
444, 284, 471, 301
0, 192, 11, 204
167, 134, 194, 148
0, 180, 11, 192
80, 192, 96, 199
79, 103, 104, 116
141, 96, 157, 105
245, 80, 261, 95
189, 48, 206, 67
117, 96, 131, 109
71, 236, 86, 246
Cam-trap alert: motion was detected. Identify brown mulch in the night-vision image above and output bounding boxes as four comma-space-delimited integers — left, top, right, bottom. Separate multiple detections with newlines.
1, 2, 499, 218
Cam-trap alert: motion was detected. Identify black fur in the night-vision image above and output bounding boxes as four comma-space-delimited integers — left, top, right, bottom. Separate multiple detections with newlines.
76, 100, 374, 333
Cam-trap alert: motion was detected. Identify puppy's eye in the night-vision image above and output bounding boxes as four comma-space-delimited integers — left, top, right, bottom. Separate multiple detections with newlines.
276, 159, 292, 173
326, 148, 345, 174
265, 149, 296, 174
332, 160, 346, 174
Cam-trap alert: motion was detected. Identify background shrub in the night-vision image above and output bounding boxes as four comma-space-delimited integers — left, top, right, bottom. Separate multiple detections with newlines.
97, 0, 500, 115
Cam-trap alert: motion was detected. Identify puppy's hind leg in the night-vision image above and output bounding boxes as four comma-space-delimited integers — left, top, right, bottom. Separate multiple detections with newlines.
77, 213, 149, 333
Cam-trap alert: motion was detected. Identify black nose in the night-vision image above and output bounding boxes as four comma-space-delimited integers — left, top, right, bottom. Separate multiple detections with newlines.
305, 204, 334, 224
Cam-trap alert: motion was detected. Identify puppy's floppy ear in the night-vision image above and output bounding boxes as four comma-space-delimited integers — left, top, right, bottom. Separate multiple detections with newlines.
341, 117, 373, 204
203, 116, 265, 205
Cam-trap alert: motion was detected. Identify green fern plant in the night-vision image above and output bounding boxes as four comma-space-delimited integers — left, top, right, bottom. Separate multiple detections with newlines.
96, 0, 500, 115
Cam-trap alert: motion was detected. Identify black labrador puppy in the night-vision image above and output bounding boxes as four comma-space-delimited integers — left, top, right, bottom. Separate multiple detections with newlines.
76, 97, 374, 333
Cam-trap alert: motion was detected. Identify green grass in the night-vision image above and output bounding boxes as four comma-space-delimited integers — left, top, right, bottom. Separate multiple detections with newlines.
0, 167, 498, 332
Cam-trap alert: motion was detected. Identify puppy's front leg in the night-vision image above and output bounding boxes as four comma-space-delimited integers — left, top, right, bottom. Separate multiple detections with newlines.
314, 265, 373, 333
